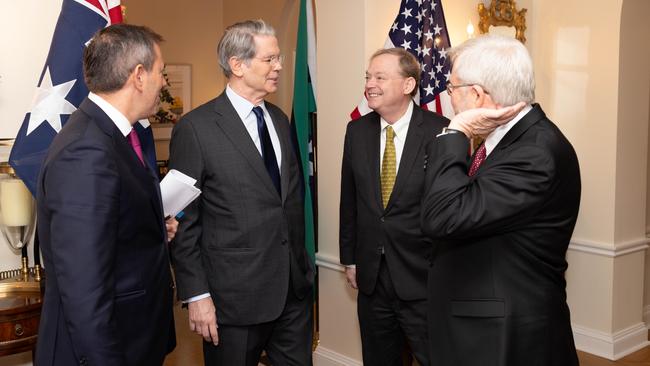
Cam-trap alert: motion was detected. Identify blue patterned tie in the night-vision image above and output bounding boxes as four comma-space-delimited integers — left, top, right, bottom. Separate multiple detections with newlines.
252, 106, 281, 195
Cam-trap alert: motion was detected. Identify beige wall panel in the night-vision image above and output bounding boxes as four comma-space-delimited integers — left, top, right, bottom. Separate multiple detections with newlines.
615, 0, 650, 243
566, 250, 614, 332
318, 268, 362, 361
315, 0, 366, 260
529, 0, 622, 243
612, 252, 645, 330
124, 0, 224, 109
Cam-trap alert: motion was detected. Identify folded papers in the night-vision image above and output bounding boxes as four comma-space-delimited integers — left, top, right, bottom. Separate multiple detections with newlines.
160, 169, 201, 218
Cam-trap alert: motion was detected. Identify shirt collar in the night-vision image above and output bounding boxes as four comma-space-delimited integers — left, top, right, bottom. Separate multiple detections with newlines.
88, 92, 133, 137
484, 104, 533, 155
225, 84, 267, 121
380, 102, 413, 140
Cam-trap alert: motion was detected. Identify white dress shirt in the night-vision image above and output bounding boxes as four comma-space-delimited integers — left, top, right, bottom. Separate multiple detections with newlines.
88, 92, 151, 135
88, 92, 133, 137
483, 104, 533, 156
225, 84, 282, 170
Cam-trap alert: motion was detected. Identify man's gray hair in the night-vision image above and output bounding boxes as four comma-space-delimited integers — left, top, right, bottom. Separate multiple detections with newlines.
449, 34, 535, 106
217, 19, 276, 78
83, 24, 163, 93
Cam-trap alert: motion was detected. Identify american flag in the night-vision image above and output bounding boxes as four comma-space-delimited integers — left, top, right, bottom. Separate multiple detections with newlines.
9, 0, 127, 195
350, 0, 454, 119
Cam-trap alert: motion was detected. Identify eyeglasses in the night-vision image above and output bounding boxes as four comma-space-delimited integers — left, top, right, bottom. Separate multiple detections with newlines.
256, 55, 284, 66
446, 82, 490, 95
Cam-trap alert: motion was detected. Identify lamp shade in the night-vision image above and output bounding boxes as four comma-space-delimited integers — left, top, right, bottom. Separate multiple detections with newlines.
0, 178, 33, 227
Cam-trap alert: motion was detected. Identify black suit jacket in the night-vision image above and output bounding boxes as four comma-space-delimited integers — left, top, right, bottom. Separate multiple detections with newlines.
35, 99, 175, 366
169, 92, 314, 326
421, 104, 580, 365
339, 105, 448, 300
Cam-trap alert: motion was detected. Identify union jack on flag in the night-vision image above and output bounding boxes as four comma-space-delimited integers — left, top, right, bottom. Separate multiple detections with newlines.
350, 0, 454, 120
9, 0, 127, 195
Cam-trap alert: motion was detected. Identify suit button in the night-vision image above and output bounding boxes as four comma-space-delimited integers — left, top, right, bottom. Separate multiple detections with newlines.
281, 239, 288, 245
380, 217, 385, 222
79, 357, 88, 366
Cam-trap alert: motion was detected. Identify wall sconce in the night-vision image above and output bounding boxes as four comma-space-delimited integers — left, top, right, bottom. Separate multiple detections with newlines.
0, 161, 41, 292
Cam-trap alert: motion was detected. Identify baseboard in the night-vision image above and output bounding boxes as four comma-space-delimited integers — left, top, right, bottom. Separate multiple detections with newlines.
314, 346, 362, 366
573, 322, 649, 360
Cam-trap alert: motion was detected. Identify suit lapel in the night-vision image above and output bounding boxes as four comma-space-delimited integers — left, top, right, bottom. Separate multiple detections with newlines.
212, 93, 280, 200
364, 113, 383, 212
385, 106, 423, 211
79, 99, 165, 226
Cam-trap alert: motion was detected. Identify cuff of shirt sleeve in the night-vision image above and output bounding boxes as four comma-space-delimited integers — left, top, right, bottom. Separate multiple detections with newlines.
183, 293, 211, 303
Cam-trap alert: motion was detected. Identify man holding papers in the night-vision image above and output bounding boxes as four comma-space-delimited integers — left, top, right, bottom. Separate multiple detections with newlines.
169, 20, 315, 365
35, 24, 176, 365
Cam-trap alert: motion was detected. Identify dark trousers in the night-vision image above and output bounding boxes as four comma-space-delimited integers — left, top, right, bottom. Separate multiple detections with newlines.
203, 284, 313, 366
358, 257, 430, 366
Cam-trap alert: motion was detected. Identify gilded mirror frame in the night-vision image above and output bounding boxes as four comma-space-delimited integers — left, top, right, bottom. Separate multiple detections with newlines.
478, 0, 527, 43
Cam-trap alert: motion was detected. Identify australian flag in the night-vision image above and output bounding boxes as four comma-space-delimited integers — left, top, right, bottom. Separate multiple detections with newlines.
350, 0, 454, 119
9, 0, 131, 195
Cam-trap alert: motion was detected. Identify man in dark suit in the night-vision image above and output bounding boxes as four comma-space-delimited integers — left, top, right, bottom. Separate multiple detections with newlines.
36, 24, 177, 366
169, 19, 314, 366
339, 48, 448, 366
421, 35, 581, 365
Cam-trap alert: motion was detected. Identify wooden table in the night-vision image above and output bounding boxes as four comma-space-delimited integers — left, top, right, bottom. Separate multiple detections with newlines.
0, 291, 42, 356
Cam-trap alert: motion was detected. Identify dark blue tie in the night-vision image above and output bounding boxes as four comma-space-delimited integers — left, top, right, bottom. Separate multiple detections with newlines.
252, 106, 281, 195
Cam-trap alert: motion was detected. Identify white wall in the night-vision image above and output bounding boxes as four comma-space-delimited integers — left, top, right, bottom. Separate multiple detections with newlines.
0, 0, 63, 138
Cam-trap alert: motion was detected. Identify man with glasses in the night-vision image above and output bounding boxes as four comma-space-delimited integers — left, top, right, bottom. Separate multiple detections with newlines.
339, 48, 448, 365
421, 35, 580, 365
169, 20, 314, 365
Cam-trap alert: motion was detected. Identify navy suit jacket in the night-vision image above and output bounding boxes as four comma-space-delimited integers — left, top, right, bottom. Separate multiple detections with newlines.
35, 98, 175, 366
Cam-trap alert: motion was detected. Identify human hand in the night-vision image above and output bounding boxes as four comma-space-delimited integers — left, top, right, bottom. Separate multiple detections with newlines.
345, 267, 358, 290
166, 217, 179, 242
449, 102, 527, 138
188, 297, 219, 345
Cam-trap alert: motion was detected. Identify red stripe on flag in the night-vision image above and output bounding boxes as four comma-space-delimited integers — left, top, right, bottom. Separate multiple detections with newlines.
84, 0, 106, 15
109, 6, 123, 23
435, 95, 442, 114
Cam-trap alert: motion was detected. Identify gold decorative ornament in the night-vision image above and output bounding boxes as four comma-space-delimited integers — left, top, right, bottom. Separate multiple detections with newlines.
478, 0, 527, 43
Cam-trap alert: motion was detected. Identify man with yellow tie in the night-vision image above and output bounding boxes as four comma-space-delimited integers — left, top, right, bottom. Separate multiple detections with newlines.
339, 48, 448, 366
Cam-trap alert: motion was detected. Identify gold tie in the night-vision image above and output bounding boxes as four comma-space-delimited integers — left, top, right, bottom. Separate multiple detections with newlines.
381, 126, 396, 208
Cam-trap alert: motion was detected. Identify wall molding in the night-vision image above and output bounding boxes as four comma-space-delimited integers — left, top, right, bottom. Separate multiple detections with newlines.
644, 305, 650, 329
573, 322, 649, 360
569, 237, 648, 258
316, 253, 345, 273
314, 346, 362, 366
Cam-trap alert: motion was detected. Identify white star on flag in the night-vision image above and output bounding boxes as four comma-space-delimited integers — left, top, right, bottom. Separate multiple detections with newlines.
26, 67, 77, 135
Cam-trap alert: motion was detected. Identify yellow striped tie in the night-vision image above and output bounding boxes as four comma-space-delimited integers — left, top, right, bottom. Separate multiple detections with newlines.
381, 126, 396, 208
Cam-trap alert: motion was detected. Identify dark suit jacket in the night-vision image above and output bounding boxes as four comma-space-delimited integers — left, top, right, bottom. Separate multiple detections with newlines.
339, 105, 448, 300
421, 104, 580, 366
35, 99, 175, 366
169, 92, 314, 326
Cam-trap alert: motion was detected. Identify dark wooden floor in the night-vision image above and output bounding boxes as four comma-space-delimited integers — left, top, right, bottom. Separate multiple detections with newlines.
579, 346, 650, 366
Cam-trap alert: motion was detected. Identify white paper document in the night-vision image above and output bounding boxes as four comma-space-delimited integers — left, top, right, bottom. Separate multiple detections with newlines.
160, 169, 201, 218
